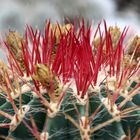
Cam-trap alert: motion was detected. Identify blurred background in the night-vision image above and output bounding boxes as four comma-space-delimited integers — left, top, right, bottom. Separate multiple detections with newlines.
0, 0, 140, 61
0, 0, 140, 34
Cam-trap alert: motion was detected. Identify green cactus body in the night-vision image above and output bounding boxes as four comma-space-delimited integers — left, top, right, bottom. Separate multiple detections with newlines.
0, 20, 139, 140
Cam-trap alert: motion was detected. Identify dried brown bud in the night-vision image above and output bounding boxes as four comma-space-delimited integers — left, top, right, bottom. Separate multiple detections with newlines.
123, 54, 137, 69
109, 26, 121, 48
6, 31, 25, 71
50, 23, 73, 44
93, 26, 121, 52
33, 64, 60, 98
0, 60, 8, 86
6, 31, 23, 54
128, 35, 140, 61
50, 24, 73, 60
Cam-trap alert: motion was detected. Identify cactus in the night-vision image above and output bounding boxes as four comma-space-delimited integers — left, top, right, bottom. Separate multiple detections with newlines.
0, 20, 139, 140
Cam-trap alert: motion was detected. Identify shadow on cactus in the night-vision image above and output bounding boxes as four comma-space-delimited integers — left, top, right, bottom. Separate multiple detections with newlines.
0, 19, 139, 140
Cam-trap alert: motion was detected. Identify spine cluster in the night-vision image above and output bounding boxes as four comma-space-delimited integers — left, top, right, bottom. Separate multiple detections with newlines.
0, 20, 139, 140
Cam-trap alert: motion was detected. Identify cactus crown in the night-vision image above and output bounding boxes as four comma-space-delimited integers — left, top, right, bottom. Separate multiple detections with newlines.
0, 20, 139, 140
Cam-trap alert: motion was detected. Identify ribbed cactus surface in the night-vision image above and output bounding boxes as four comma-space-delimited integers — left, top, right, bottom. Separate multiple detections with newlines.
0, 20, 139, 140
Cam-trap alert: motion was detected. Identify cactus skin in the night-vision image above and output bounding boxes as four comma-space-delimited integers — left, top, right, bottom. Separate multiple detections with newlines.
0, 20, 139, 140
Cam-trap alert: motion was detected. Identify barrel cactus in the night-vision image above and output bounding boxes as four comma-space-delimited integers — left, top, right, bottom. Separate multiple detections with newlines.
0, 20, 139, 140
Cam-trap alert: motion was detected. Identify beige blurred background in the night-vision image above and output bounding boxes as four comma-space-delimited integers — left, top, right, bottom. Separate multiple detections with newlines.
0, 0, 140, 33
